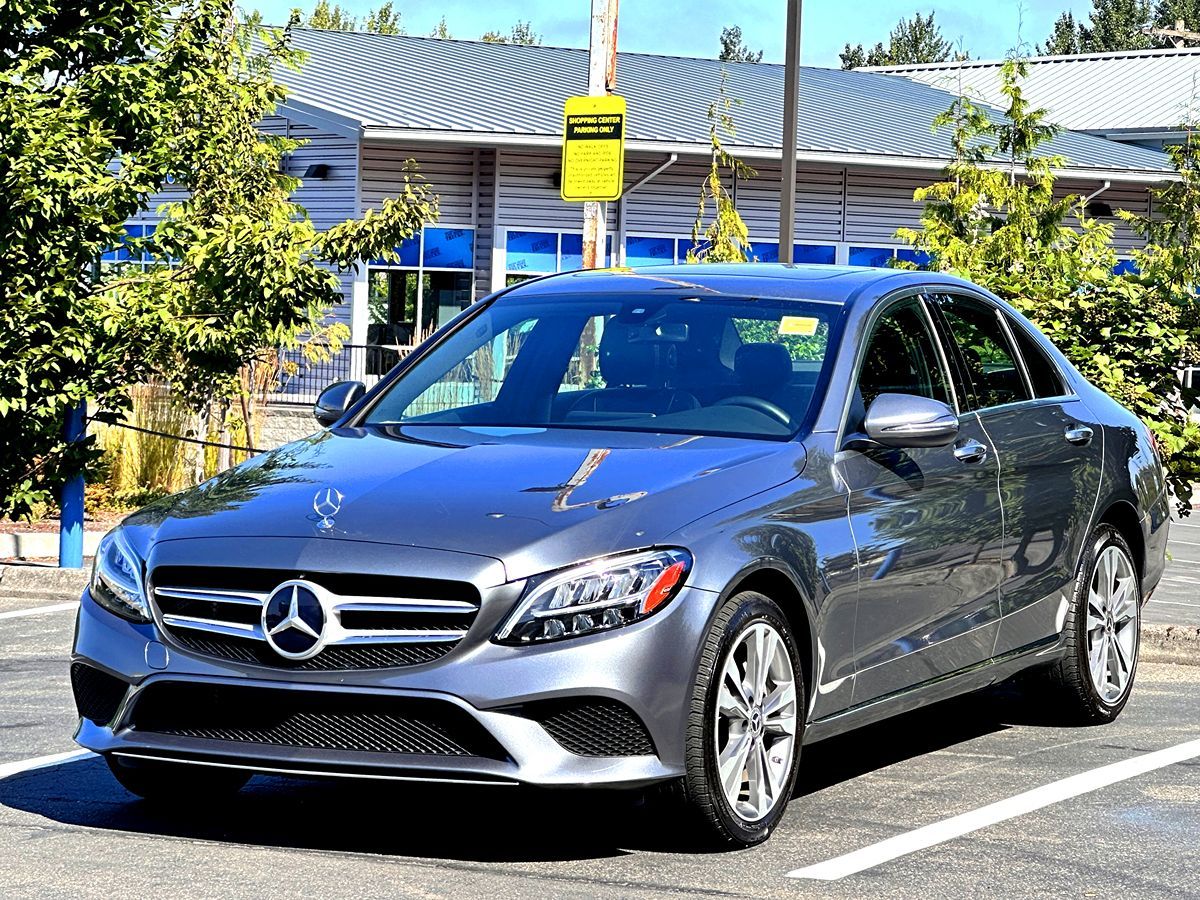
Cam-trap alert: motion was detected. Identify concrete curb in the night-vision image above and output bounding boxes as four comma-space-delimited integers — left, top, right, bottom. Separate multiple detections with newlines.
0, 564, 89, 603
1142, 623, 1200, 667
0, 531, 104, 560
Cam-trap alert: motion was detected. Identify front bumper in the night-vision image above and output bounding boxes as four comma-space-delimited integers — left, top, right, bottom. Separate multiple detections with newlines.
71, 582, 719, 789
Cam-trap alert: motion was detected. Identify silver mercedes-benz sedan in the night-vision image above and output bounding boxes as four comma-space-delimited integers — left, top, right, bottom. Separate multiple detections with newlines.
72, 264, 1169, 846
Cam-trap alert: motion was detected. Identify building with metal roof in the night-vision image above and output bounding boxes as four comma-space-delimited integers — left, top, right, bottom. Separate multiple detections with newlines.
866, 47, 1200, 148
122, 29, 1178, 400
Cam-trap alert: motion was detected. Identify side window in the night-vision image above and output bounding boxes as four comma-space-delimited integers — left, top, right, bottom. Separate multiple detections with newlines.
931, 294, 1031, 411
1006, 317, 1067, 398
854, 300, 952, 423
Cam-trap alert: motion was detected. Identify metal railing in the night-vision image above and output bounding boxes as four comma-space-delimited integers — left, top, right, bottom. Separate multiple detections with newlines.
270, 344, 417, 405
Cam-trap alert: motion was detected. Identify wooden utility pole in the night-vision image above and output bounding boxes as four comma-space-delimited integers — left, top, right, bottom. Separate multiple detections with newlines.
582, 0, 619, 269
1143, 20, 1200, 47
779, 0, 802, 264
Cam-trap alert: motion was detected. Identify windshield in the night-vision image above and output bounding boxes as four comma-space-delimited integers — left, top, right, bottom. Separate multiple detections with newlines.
362, 292, 845, 439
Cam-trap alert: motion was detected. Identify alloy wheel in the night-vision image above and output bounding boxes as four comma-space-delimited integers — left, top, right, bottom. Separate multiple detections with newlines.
713, 621, 798, 823
1085, 544, 1139, 704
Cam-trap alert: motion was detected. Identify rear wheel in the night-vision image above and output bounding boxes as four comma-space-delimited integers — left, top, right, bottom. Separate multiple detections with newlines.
673, 591, 803, 847
1030, 524, 1141, 724
106, 755, 250, 802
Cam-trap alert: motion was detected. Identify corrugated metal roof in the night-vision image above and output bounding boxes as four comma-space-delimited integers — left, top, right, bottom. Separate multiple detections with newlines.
278, 29, 1173, 177
867, 47, 1200, 134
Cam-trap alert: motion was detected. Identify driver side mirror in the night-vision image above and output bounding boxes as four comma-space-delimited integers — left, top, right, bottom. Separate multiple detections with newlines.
862, 393, 959, 448
313, 380, 365, 427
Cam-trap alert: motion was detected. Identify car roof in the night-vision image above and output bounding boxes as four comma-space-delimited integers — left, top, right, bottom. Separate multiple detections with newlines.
500, 263, 983, 307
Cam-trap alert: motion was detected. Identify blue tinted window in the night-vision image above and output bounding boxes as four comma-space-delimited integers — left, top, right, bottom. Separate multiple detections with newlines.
897, 248, 932, 269
370, 235, 420, 268
560, 233, 612, 271
849, 246, 895, 268
793, 244, 836, 265
422, 227, 474, 270
625, 236, 676, 266
750, 242, 779, 263
1113, 258, 1140, 275
507, 231, 557, 273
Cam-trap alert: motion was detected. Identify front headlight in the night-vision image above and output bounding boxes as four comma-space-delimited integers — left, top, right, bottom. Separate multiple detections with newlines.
494, 548, 692, 645
90, 529, 150, 623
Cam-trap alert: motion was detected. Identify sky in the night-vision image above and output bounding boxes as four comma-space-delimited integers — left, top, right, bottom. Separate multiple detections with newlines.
245, 1, 1100, 68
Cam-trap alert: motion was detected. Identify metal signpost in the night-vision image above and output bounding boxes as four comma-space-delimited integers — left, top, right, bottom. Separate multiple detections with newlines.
779, 0, 802, 264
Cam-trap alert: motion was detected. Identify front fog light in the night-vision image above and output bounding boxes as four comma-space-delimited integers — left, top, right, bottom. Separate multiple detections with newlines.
494, 549, 691, 645
90, 529, 150, 623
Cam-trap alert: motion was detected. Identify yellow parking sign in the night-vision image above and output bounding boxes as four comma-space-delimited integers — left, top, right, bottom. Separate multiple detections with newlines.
560, 95, 626, 202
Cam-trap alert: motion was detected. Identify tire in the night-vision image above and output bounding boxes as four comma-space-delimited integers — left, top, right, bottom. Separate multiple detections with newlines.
105, 755, 250, 803
1032, 523, 1141, 724
671, 591, 805, 847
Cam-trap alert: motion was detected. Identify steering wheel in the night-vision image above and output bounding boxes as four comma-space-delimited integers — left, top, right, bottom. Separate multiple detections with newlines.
714, 395, 794, 427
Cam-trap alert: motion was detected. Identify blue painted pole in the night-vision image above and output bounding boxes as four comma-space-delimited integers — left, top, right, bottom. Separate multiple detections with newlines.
59, 402, 86, 569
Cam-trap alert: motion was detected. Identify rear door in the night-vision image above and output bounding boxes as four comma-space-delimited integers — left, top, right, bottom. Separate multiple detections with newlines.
926, 292, 1104, 656
838, 295, 1004, 705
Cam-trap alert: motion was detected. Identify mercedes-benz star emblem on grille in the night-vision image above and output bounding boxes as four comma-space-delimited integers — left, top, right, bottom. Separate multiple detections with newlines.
312, 487, 344, 531
262, 581, 327, 660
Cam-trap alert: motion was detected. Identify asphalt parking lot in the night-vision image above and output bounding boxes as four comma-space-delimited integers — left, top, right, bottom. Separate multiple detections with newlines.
1, 573, 1198, 899
1146, 516, 1200, 626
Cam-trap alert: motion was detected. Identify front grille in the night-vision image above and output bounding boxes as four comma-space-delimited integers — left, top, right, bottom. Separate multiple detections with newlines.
70, 663, 128, 725
172, 631, 458, 670
148, 566, 479, 671
524, 698, 656, 757
130, 682, 507, 759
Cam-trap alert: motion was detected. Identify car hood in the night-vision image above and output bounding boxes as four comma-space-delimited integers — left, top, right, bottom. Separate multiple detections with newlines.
126, 424, 807, 581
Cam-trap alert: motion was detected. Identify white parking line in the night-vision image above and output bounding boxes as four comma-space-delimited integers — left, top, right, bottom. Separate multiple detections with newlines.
0, 602, 78, 621
786, 736, 1200, 881
1168, 538, 1200, 548
0, 749, 95, 780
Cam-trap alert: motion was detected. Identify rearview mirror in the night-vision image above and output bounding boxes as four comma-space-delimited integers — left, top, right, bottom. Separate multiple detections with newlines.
313, 380, 365, 427
863, 393, 959, 448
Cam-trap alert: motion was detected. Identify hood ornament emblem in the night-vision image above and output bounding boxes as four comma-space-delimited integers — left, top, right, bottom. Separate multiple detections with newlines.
312, 487, 344, 531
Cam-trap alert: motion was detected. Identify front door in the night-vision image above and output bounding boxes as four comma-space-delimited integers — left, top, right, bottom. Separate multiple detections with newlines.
838, 296, 1004, 706
928, 293, 1105, 656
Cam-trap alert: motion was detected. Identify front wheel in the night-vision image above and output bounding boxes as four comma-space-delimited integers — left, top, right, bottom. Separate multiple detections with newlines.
673, 591, 804, 847
1031, 524, 1141, 724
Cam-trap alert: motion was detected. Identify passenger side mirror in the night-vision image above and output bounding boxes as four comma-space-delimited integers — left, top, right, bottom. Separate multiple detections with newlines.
862, 393, 959, 448
313, 380, 366, 427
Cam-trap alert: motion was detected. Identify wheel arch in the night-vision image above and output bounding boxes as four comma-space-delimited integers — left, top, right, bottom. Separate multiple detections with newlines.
1096, 499, 1145, 583
718, 562, 816, 714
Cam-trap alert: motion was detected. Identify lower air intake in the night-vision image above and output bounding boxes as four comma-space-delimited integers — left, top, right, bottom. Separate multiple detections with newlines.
129, 682, 507, 760
70, 663, 128, 726
524, 698, 656, 757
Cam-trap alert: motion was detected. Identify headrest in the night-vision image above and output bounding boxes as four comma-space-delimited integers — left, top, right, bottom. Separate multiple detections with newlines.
735, 343, 792, 393
599, 321, 675, 386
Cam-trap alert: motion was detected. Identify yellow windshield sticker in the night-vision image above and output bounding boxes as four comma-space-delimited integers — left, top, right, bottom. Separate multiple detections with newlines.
779, 316, 819, 336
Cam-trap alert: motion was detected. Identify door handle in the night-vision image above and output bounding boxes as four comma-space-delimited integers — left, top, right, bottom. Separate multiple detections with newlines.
1065, 424, 1094, 446
953, 438, 988, 464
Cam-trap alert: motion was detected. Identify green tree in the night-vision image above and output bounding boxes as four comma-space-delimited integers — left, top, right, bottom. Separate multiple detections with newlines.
430, 16, 453, 39
719, 25, 763, 62
365, 2, 403, 35
1079, 0, 1154, 51
0, 1, 437, 519
1154, 0, 1200, 29
481, 21, 542, 45
898, 60, 1200, 513
840, 12, 962, 68
1039, 11, 1084, 54
298, 0, 356, 30
687, 73, 755, 263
